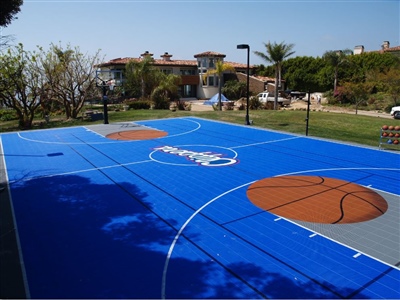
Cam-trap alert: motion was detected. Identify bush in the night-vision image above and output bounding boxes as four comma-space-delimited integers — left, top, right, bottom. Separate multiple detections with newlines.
124, 99, 151, 110
249, 96, 263, 110
151, 90, 170, 109
0, 109, 17, 121
175, 100, 191, 111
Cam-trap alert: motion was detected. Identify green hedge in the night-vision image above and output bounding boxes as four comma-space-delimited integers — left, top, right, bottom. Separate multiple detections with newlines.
0, 109, 17, 121
127, 101, 151, 110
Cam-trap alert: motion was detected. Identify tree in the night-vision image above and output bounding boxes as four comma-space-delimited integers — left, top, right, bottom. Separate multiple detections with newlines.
125, 56, 159, 99
0, 0, 23, 50
0, 0, 23, 27
204, 60, 235, 110
322, 49, 352, 93
222, 80, 247, 100
151, 72, 181, 108
254, 41, 295, 110
370, 67, 400, 107
340, 82, 373, 114
282, 56, 326, 92
39, 44, 103, 119
0, 44, 44, 129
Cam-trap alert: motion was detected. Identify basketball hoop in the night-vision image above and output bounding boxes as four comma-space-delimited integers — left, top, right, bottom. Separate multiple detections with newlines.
94, 69, 122, 125
107, 79, 116, 91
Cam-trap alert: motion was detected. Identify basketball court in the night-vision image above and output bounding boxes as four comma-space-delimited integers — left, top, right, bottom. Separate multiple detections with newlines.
0, 117, 399, 299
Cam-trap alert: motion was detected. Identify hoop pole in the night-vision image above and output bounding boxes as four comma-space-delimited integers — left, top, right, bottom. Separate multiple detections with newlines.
103, 85, 109, 124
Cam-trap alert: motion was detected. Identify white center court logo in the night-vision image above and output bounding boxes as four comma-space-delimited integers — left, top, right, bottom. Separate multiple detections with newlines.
152, 146, 238, 167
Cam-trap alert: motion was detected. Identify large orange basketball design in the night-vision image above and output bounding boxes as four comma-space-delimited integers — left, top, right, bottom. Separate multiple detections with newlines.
246, 176, 388, 224
106, 129, 167, 140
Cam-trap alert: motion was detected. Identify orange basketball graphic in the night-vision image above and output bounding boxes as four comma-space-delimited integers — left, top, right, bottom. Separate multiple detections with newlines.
247, 176, 388, 224
106, 129, 167, 140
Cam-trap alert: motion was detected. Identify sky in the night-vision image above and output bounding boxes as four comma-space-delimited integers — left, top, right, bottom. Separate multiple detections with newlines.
1, 0, 399, 66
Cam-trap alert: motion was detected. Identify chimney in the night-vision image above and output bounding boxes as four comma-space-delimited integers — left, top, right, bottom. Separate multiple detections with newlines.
354, 45, 364, 55
381, 41, 390, 50
160, 52, 172, 61
140, 50, 154, 58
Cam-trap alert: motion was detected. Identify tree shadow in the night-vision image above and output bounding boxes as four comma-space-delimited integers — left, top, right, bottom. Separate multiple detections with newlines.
8, 174, 370, 299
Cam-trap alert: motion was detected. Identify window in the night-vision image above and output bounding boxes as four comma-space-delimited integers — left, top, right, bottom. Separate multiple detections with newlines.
202, 58, 207, 68
209, 58, 215, 68
208, 76, 214, 86
180, 69, 195, 75
161, 69, 172, 74
182, 85, 195, 97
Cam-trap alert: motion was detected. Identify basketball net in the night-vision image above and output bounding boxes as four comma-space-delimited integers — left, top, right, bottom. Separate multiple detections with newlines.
107, 79, 115, 91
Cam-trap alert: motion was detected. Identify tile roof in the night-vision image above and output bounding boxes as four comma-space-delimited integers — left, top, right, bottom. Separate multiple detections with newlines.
193, 51, 226, 58
382, 45, 400, 52
100, 56, 252, 69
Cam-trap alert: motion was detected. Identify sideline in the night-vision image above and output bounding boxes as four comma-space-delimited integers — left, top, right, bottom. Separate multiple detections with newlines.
0, 137, 30, 298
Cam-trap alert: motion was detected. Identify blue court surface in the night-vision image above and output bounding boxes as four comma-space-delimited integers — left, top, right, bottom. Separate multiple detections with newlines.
0, 117, 399, 299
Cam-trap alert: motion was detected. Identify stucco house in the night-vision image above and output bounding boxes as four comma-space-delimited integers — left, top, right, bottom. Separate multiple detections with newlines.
354, 40, 400, 57
97, 50, 279, 99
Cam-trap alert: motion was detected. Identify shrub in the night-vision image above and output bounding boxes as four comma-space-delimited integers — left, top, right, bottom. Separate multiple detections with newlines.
0, 109, 17, 121
151, 90, 170, 109
249, 96, 263, 110
124, 98, 151, 110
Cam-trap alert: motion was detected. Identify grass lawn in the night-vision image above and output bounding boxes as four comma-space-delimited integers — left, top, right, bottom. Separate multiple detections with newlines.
1, 108, 399, 151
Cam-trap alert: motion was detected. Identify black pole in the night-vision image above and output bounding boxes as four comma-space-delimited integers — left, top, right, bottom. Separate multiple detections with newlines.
102, 85, 109, 124
305, 90, 310, 136
245, 46, 250, 125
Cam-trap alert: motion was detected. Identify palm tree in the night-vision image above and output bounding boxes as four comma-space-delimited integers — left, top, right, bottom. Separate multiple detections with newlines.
204, 60, 235, 110
151, 72, 181, 102
322, 49, 353, 93
254, 41, 295, 110
125, 56, 156, 98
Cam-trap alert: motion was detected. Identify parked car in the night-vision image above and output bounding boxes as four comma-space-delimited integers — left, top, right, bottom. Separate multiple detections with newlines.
390, 106, 400, 119
257, 92, 291, 106
286, 90, 306, 99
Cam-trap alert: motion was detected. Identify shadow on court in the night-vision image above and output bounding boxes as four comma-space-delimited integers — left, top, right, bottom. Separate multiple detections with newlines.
3, 173, 368, 299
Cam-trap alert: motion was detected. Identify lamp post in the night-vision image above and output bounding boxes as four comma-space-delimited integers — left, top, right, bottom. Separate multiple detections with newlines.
237, 44, 250, 125
305, 90, 311, 136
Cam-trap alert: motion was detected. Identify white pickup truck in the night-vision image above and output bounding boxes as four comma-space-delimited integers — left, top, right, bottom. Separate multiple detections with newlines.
258, 92, 291, 106
390, 106, 400, 119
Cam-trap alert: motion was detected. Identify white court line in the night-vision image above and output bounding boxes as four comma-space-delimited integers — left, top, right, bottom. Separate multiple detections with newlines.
16, 118, 202, 145
161, 166, 400, 298
231, 136, 301, 149
161, 181, 255, 299
0, 136, 31, 298
8, 160, 153, 184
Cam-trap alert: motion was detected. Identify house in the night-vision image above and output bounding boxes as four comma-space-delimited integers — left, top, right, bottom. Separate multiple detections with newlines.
97, 51, 283, 99
354, 40, 400, 58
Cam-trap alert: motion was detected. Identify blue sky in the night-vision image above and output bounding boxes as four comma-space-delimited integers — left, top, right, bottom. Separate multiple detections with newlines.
2, 0, 399, 66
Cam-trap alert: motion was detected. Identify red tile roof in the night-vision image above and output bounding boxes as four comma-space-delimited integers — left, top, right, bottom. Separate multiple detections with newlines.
193, 51, 226, 58
99, 56, 252, 69
382, 45, 400, 52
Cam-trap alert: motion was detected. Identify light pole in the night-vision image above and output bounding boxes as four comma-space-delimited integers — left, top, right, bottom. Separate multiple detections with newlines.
237, 44, 250, 125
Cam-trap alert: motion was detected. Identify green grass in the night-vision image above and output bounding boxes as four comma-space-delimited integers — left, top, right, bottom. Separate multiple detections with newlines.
1, 108, 399, 150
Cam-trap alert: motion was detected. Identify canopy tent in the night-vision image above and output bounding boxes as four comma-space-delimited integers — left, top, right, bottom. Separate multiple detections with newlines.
203, 93, 229, 105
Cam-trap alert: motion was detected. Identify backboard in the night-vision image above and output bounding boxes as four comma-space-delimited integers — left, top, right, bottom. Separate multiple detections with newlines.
95, 69, 123, 89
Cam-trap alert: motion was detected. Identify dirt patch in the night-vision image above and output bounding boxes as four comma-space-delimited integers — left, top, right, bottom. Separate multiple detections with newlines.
285, 99, 392, 119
